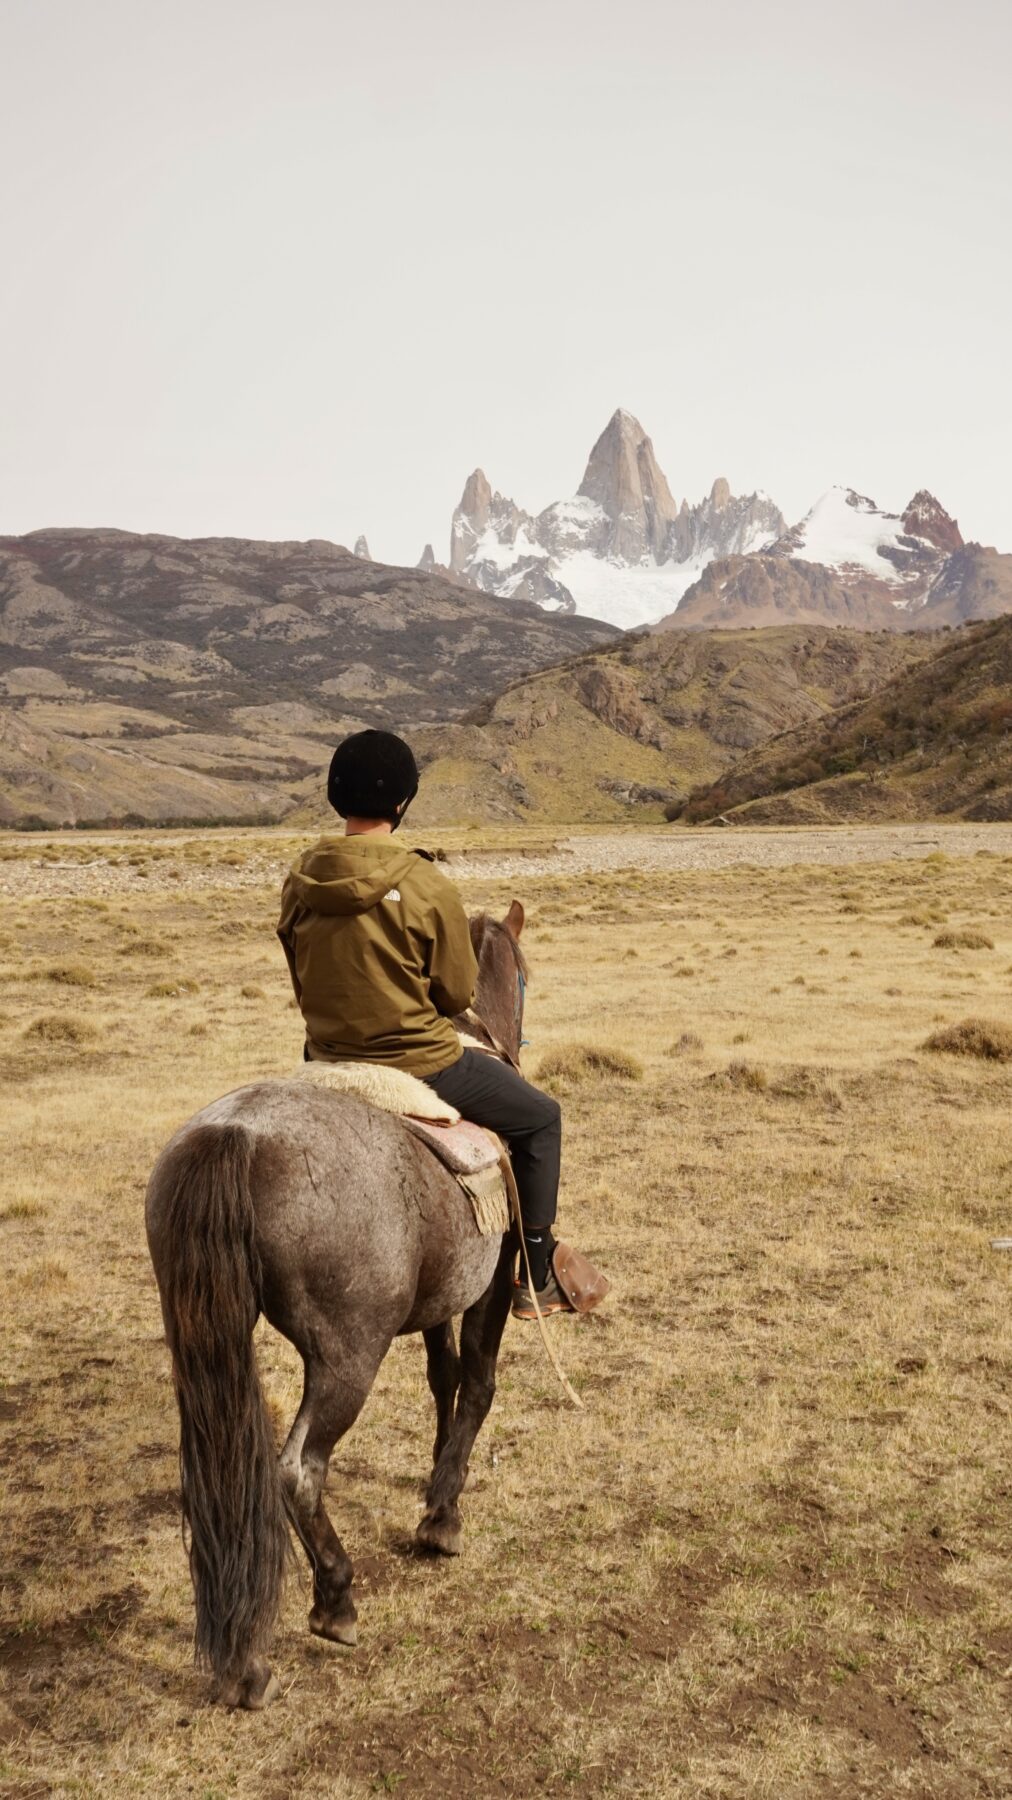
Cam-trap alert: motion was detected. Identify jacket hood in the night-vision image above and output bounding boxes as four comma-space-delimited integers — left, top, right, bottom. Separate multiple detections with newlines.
288, 836, 420, 916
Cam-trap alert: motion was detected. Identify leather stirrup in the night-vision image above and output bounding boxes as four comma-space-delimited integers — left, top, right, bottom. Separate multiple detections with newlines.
551, 1241, 610, 1314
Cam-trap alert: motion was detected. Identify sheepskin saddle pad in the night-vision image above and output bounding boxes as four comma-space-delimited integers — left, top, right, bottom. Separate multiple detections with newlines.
298, 1057, 460, 1124
295, 1059, 509, 1235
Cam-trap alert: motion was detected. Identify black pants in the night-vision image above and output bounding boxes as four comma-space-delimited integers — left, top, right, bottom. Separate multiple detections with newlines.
424, 1050, 561, 1232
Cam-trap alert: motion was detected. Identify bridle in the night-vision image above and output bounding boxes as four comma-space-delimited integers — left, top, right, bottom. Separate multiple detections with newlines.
515, 967, 529, 1047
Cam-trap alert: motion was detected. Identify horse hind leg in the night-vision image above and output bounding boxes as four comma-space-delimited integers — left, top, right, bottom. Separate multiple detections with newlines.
423, 1320, 460, 1465
417, 1240, 513, 1557
279, 1334, 387, 1647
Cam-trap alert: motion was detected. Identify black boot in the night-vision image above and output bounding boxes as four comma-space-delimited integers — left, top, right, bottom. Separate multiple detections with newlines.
512, 1235, 575, 1321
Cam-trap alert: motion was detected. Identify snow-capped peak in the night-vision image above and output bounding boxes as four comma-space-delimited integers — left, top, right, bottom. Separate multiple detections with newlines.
445, 410, 786, 628
783, 488, 911, 582
776, 485, 965, 593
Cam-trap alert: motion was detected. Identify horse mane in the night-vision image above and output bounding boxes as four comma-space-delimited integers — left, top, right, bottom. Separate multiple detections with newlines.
469, 912, 528, 983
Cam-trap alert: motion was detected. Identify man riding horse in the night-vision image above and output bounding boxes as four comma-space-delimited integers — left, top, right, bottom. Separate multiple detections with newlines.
277, 727, 575, 1318
146, 725, 609, 1706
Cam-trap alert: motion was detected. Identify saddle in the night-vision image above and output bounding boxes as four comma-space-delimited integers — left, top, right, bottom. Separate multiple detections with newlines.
402, 1122, 608, 1312
401, 1116, 510, 1236
295, 1058, 510, 1235
295, 1054, 609, 1306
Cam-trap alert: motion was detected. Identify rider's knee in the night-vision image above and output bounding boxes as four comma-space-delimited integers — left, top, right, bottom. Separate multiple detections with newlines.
539, 1091, 562, 1133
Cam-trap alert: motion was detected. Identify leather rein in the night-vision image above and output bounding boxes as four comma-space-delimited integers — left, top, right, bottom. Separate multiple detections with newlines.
458, 986, 583, 1411
459, 1006, 523, 1074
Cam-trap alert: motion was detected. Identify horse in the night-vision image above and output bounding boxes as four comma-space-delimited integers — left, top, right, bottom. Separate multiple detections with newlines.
145, 901, 532, 1710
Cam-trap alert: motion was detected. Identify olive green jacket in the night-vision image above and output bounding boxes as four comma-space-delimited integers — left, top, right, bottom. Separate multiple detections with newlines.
277, 835, 477, 1076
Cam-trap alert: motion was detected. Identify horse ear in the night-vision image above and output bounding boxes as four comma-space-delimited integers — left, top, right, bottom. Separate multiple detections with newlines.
504, 899, 525, 938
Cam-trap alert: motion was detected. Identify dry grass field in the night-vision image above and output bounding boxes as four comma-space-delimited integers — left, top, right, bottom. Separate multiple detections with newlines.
2, 826, 1012, 1797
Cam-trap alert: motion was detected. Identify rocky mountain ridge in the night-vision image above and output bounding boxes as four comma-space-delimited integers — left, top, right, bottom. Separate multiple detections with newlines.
664, 487, 1012, 634
447, 409, 786, 628
443, 412, 1011, 636
672, 614, 1012, 825
0, 527, 614, 827
391, 624, 930, 827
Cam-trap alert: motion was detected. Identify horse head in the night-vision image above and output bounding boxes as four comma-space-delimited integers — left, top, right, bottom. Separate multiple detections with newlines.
467, 900, 527, 1064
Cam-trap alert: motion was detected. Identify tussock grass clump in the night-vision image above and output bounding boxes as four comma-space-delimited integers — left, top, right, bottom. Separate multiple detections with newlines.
117, 937, 174, 958
25, 964, 97, 993
667, 1031, 703, 1055
922, 1019, 1012, 1062
772, 1064, 844, 1108
933, 928, 994, 951
0, 1198, 46, 1221
43, 962, 97, 986
240, 983, 266, 1000
14, 1257, 69, 1290
23, 1012, 97, 1046
535, 1043, 644, 1091
724, 1059, 769, 1092
146, 977, 200, 998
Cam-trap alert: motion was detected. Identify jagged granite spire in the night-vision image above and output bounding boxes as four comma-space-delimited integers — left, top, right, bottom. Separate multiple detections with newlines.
577, 408, 679, 561
450, 469, 534, 576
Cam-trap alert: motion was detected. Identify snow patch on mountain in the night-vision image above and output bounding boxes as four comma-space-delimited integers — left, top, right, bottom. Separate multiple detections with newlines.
549, 552, 713, 630
785, 489, 915, 581
773, 487, 967, 612
474, 525, 548, 571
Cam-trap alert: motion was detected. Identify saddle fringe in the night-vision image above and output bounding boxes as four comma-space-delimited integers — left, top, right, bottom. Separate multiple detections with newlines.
458, 1163, 511, 1235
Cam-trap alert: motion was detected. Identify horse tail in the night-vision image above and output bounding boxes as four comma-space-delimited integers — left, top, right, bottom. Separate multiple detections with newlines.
154, 1120, 288, 1685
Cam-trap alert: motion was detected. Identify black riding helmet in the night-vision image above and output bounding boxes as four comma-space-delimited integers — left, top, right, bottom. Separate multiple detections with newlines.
326, 729, 419, 828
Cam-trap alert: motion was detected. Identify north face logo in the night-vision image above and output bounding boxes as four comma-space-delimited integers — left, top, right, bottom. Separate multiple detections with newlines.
383, 888, 401, 902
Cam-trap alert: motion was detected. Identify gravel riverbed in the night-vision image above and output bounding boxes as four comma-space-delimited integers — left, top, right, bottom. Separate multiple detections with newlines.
2, 821, 1011, 902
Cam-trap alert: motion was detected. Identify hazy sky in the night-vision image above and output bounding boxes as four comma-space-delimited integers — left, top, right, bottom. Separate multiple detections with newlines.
2, 0, 1010, 566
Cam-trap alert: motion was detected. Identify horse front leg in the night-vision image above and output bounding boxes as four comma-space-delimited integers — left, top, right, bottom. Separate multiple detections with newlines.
416, 1238, 514, 1556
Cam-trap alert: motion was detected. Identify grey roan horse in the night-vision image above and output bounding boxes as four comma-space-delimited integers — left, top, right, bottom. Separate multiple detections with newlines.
145, 903, 530, 1708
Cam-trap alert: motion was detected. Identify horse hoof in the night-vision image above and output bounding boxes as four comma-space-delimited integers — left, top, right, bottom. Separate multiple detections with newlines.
248, 1671, 282, 1710
416, 1514, 462, 1557
219, 1658, 281, 1710
309, 1606, 358, 1647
